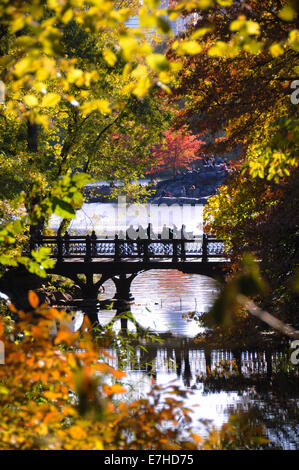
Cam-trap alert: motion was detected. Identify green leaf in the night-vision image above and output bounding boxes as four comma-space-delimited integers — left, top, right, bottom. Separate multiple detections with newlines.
146, 54, 170, 72
52, 197, 76, 218
156, 17, 171, 34
279, 6, 297, 21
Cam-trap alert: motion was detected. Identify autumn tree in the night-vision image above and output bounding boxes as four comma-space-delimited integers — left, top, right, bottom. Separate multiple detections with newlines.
0, 20, 171, 221
151, 126, 204, 175
0, 1, 181, 270
167, 0, 299, 328
168, 0, 299, 159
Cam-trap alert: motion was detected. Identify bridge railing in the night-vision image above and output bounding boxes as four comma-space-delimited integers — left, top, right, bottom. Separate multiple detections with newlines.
28, 230, 227, 263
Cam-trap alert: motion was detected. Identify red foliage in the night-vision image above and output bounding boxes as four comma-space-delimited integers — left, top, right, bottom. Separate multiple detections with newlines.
150, 127, 205, 175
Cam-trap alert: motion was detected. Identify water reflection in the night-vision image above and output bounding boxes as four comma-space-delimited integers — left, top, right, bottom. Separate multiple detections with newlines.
98, 269, 219, 336
69, 303, 299, 448
103, 341, 299, 449
60, 261, 298, 449
66, 269, 298, 449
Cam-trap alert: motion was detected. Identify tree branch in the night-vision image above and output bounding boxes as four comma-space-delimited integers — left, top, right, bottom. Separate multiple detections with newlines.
239, 295, 299, 340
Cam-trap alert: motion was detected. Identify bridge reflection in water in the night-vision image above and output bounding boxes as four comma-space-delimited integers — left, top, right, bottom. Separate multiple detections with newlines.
98, 311, 297, 450
103, 329, 279, 387
67, 298, 281, 387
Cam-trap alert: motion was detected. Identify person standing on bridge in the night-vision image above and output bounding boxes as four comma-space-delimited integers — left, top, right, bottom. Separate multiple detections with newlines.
161, 224, 170, 240
136, 225, 147, 240
126, 225, 138, 240
126, 225, 138, 256
147, 223, 157, 240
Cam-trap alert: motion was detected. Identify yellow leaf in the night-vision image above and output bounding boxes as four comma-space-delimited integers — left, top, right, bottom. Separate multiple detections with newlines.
133, 76, 151, 98
180, 41, 202, 55
246, 20, 260, 35
217, 0, 233, 5
208, 41, 239, 57
269, 43, 284, 57
198, 0, 212, 9
38, 423, 48, 436
41, 93, 61, 107
289, 30, 299, 52
69, 426, 87, 439
61, 9, 73, 24
230, 17, 260, 35
10, 16, 26, 33
119, 35, 138, 60
191, 26, 213, 39
96, 99, 111, 114
14, 58, 33, 77
67, 68, 83, 84
96, 440, 104, 450
0, 385, 9, 395
103, 48, 117, 66
23, 94, 38, 107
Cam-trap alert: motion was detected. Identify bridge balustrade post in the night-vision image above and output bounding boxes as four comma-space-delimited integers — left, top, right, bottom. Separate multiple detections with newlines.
180, 225, 186, 261
85, 234, 91, 262
172, 239, 178, 263
146, 223, 152, 240
143, 239, 149, 263
137, 238, 142, 258
202, 233, 208, 263
114, 234, 120, 262
64, 231, 70, 256
57, 233, 63, 262
91, 230, 97, 257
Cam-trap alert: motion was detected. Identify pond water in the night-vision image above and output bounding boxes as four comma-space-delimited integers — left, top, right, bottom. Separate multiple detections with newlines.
70, 268, 299, 450
50, 202, 299, 450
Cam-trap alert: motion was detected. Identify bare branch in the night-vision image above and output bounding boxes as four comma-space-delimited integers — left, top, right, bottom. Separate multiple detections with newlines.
239, 295, 299, 340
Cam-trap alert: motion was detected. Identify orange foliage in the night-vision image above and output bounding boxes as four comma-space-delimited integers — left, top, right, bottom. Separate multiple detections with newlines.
0, 295, 200, 450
